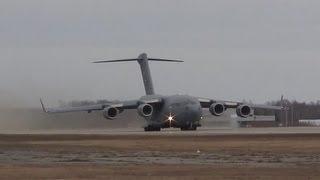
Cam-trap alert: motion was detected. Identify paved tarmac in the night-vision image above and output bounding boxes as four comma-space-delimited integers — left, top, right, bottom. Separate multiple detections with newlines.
1, 126, 319, 135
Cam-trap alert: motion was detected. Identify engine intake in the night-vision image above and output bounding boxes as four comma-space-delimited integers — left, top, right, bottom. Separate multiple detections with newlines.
137, 104, 153, 117
103, 107, 119, 120
236, 105, 252, 118
209, 103, 225, 116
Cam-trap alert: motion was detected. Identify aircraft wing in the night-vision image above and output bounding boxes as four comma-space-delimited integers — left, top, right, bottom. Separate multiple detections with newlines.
197, 98, 283, 110
40, 98, 162, 114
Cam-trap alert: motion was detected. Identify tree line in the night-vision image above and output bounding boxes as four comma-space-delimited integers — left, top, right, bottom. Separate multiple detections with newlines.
255, 99, 320, 126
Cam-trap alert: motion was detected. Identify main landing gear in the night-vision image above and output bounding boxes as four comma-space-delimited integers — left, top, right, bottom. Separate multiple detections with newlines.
144, 126, 161, 132
180, 126, 197, 131
144, 124, 198, 131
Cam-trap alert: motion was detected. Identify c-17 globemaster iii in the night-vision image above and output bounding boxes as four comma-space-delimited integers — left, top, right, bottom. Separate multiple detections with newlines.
41, 53, 282, 131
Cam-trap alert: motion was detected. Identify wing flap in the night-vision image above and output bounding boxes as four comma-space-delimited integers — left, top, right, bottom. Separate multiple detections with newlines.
45, 104, 105, 113
250, 104, 283, 110
40, 97, 162, 114
198, 98, 240, 108
198, 97, 282, 110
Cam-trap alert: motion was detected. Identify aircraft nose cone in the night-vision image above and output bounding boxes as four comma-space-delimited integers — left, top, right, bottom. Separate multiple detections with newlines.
189, 109, 200, 119
174, 108, 199, 122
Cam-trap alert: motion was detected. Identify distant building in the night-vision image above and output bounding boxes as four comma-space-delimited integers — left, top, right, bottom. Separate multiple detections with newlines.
203, 109, 278, 128
299, 119, 320, 126
235, 115, 277, 127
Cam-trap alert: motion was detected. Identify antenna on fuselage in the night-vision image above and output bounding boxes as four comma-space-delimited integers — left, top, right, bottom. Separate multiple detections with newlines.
93, 53, 183, 95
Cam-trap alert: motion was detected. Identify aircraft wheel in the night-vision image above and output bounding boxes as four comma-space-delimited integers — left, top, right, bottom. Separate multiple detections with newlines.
144, 126, 161, 132
180, 126, 197, 131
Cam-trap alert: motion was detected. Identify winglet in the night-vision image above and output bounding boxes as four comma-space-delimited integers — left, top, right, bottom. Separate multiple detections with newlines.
40, 98, 48, 113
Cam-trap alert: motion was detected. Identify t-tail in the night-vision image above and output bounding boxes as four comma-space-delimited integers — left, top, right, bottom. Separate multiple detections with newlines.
93, 53, 183, 95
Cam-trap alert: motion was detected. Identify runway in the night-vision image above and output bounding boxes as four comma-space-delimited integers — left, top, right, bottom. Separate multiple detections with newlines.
1, 126, 320, 135
1, 127, 320, 179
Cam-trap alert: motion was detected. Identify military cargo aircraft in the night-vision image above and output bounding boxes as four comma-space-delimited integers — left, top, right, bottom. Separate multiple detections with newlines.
41, 53, 282, 131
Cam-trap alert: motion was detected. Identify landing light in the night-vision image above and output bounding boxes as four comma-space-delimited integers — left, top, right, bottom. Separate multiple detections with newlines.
166, 113, 175, 122
166, 113, 176, 127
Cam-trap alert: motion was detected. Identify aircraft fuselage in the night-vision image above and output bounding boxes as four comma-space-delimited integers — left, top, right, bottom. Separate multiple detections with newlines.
142, 95, 202, 130
41, 53, 282, 132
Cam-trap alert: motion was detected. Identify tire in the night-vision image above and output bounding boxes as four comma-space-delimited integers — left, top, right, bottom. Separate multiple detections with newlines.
144, 126, 161, 132
180, 126, 197, 131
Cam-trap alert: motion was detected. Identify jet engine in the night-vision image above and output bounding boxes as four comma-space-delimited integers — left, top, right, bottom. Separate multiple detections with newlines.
236, 105, 252, 118
137, 104, 153, 117
209, 103, 225, 116
103, 107, 119, 120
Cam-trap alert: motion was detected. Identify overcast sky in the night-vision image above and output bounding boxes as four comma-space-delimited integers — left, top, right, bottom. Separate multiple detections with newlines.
1, 0, 320, 107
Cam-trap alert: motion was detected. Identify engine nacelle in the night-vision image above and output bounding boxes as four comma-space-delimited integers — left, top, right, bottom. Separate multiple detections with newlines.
236, 105, 252, 118
103, 107, 119, 120
209, 103, 225, 116
137, 104, 153, 117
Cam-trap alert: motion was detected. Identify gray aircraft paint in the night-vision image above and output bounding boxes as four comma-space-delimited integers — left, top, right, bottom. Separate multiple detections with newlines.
92, 53, 202, 130
138, 53, 155, 95
41, 53, 282, 131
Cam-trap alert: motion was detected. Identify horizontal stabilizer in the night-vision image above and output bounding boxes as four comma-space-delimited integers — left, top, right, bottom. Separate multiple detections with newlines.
93, 59, 139, 63
93, 58, 183, 64
148, 58, 183, 62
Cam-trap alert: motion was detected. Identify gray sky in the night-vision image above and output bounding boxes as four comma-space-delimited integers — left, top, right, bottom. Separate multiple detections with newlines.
1, 0, 320, 107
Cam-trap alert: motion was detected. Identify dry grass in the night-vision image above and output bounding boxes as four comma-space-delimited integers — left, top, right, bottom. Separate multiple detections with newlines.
0, 164, 319, 180
0, 134, 320, 179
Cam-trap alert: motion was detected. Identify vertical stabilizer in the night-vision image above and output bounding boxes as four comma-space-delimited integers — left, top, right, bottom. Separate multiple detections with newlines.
137, 53, 155, 95
93, 53, 183, 95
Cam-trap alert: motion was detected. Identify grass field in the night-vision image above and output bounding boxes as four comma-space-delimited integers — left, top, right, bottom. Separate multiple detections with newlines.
0, 133, 319, 179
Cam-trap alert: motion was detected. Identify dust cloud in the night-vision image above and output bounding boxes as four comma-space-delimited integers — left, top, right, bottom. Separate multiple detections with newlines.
0, 92, 233, 131
0, 92, 144, 131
